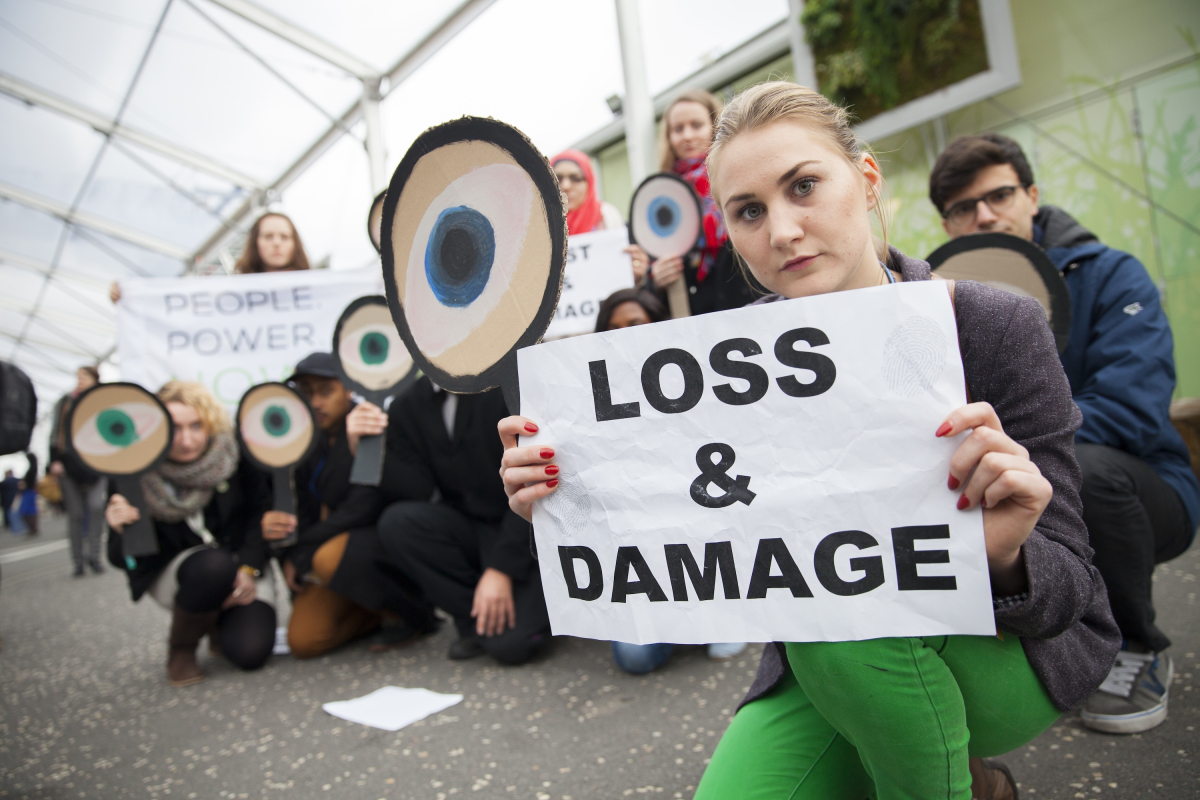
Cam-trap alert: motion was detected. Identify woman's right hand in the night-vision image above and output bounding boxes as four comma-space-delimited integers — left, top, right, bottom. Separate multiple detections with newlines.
650, 255, 684, 288
623, 244, 650, 282
261, 511, 297, 541
498, 416, 559, 523
105, 493, 139, 533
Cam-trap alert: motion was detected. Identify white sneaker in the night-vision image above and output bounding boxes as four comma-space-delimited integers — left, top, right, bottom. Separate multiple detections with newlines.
1081, 648, 1172, 734
272, 625, 291, 656
707, 642, 747, 660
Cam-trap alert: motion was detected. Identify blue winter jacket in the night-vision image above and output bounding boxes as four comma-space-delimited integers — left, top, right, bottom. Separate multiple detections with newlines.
1035, 206, 1199, 537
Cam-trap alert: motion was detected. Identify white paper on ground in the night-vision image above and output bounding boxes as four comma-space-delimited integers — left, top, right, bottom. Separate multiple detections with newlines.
322, 687, 463, 731
518, 281, 996, 645
543, 228, 635, 340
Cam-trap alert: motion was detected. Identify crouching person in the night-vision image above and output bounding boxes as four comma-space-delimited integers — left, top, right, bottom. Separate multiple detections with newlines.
105, 381, 275, 686
266, 353, 439, 658
377, 378, 551, 665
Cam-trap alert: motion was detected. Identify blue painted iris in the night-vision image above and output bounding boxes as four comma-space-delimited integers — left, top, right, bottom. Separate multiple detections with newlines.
425, 206, 496, 307
647, 196, 681, 238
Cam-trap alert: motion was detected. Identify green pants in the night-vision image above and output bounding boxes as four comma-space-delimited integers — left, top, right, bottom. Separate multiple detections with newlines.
695, 634, 1060, 800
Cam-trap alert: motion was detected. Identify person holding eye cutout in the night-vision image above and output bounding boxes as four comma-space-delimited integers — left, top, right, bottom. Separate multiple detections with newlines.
629, 89, 764, 315
261, 353, 439, 658
500, 83, 1120, 799
104, 381, 275, 686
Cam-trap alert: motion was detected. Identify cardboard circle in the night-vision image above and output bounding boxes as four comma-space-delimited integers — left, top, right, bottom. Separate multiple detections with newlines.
66, 383, 173, 476
629, 173, 702, 260
236, 382, 318, 470
367, 189, 387, 254
927, 232, 1072, 353
332, 295, 417, 398
380, 116, 566, 395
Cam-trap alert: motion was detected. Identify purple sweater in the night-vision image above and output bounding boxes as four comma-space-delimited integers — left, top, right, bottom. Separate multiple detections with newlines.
741, 250, 1121, 712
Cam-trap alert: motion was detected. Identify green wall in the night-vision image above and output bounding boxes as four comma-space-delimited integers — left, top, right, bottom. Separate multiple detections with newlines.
593, 0, 1200, 397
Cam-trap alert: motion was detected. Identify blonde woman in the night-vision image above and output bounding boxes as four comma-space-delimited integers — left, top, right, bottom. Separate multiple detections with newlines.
499, 83, 1120, 798
105, 381, 275, 686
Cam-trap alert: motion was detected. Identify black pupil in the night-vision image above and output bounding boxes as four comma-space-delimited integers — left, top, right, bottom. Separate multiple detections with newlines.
109, 421, 126, 436
440, 228, 478, 283
365, 338, 383, 356
268, 411, 284, 428
656, 206, 675, 227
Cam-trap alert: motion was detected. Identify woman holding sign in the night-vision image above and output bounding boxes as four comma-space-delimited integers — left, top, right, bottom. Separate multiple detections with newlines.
500, 82, 1120, 799
105, 381, 275, 686
637, 89, 761, 315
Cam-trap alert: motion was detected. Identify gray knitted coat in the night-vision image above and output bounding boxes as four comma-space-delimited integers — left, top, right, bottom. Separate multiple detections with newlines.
740, 249, 1121, 712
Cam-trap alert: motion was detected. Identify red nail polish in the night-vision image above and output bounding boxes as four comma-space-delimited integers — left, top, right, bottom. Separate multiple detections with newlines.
540, 448, 555, 459
546, 479, 559, 488
524, 422, 539, 433
947, 474, 959, 490
545, 465, 559, 476
935, 422, 953, 437
956, 495, 970, 511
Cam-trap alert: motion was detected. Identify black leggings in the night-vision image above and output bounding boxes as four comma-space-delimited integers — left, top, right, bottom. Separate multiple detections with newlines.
175, 548, 276, 670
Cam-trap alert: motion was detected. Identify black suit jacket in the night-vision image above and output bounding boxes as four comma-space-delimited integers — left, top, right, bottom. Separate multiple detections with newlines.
381, 377, 533, 581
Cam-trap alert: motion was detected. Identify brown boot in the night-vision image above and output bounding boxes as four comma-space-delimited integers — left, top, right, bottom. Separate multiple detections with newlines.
167, 606, 217, 687
969, 757, 1018, 800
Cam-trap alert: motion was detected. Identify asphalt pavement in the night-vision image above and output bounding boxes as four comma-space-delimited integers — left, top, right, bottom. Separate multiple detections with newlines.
1, 513, 1196, 799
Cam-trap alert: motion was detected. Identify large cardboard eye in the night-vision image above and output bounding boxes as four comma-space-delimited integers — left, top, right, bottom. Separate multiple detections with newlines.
367, 190, 386, 254
332, 295, 416, 399
629, 173, 702, 259
236, 383, 318, 470
67, 383, 172, 476
381, 117, 566, 399
927, 232, 1072, 353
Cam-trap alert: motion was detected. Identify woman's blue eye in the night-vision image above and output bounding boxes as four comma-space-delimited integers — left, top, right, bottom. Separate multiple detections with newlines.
794, 179, 816, 196
741, 205, 762, 221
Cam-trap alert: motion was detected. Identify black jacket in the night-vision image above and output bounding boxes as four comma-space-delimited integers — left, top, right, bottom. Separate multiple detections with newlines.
648, 240, 766, 316
381, 378, 534, 581
108, 458, 271, 602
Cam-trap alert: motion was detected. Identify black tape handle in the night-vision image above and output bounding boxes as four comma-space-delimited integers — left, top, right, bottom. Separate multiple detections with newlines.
350, 433, 385, 486
115, 474, 159, 558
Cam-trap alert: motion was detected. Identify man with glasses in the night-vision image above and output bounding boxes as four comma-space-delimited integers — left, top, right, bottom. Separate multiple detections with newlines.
929, 133, 1198, 735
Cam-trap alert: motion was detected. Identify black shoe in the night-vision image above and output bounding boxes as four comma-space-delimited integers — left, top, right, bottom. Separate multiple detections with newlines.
72, 565, 85, 578
88, 559, 105, 574
369, 623, 420, 653
448, 635, 485, 660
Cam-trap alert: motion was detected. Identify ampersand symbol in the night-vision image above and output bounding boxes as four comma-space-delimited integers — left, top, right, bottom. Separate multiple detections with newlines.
690, 443, 756, 508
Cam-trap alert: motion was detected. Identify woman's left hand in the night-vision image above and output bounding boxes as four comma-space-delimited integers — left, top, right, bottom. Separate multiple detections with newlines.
223, 569, 257, 609
623, 244, 650, 282
939, 402, 1051, 595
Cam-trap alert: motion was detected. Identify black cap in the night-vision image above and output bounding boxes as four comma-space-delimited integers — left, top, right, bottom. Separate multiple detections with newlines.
290, 352, 339, 381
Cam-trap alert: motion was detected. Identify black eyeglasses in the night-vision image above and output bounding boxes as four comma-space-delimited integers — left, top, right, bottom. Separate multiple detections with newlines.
942, 185, 1026, 224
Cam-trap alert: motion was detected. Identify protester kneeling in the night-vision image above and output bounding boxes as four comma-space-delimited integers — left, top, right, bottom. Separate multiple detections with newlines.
105, 381, 275, 686
266, 353, 439, 658
377, 378, 551, 666
500, 83, 1120, 799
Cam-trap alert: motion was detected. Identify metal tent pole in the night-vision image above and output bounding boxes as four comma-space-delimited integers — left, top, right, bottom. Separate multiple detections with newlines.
613, 0, 656, 185
786, 0, 818, 89
361, 77, 388, 195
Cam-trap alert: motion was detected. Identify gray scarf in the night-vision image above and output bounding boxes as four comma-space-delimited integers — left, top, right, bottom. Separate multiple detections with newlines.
141, 431, 239, 523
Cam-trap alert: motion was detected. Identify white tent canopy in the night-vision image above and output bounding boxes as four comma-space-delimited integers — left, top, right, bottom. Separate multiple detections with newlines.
0, 0, 787, 448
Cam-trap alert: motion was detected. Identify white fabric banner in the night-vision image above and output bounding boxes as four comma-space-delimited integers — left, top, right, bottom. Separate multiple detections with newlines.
518, 281, 995, 645
543, 228, 635, 340
117, 268, 384, 410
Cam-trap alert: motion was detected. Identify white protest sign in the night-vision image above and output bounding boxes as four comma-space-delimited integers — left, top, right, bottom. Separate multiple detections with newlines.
518, 281, 995, 645
543, 228, 634, 340
117, 268, 384, 410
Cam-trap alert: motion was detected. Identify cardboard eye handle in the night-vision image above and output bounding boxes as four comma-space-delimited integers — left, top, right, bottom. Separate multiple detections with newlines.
271, 467, 298, 549
666, 280, 690, 320
115, 475, 159, 558
350, 433, 385, 487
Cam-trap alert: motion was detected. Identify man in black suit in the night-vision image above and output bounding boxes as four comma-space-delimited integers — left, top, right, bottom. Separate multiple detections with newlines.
377, 378, 550, 665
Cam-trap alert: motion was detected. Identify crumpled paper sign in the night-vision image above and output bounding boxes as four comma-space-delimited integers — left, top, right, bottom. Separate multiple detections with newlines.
519, 281, 996, 645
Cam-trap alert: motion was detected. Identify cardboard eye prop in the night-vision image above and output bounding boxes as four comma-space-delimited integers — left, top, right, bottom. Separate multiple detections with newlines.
628, 172, 702, 320
927, 232, 1072, 353
331, 294, 418, 486
236, 382, 318, 533
380, 116, 567, 415
367, 189, 387, 254
66, 382, 173, 558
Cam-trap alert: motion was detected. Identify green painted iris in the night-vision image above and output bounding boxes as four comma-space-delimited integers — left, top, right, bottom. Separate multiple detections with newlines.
97, 408, 138, 447
360, 332, 389, 365
262, 405, 291, 437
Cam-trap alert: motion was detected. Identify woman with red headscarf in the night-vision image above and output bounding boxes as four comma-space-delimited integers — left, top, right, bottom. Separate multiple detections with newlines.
551, 149, 624, 235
